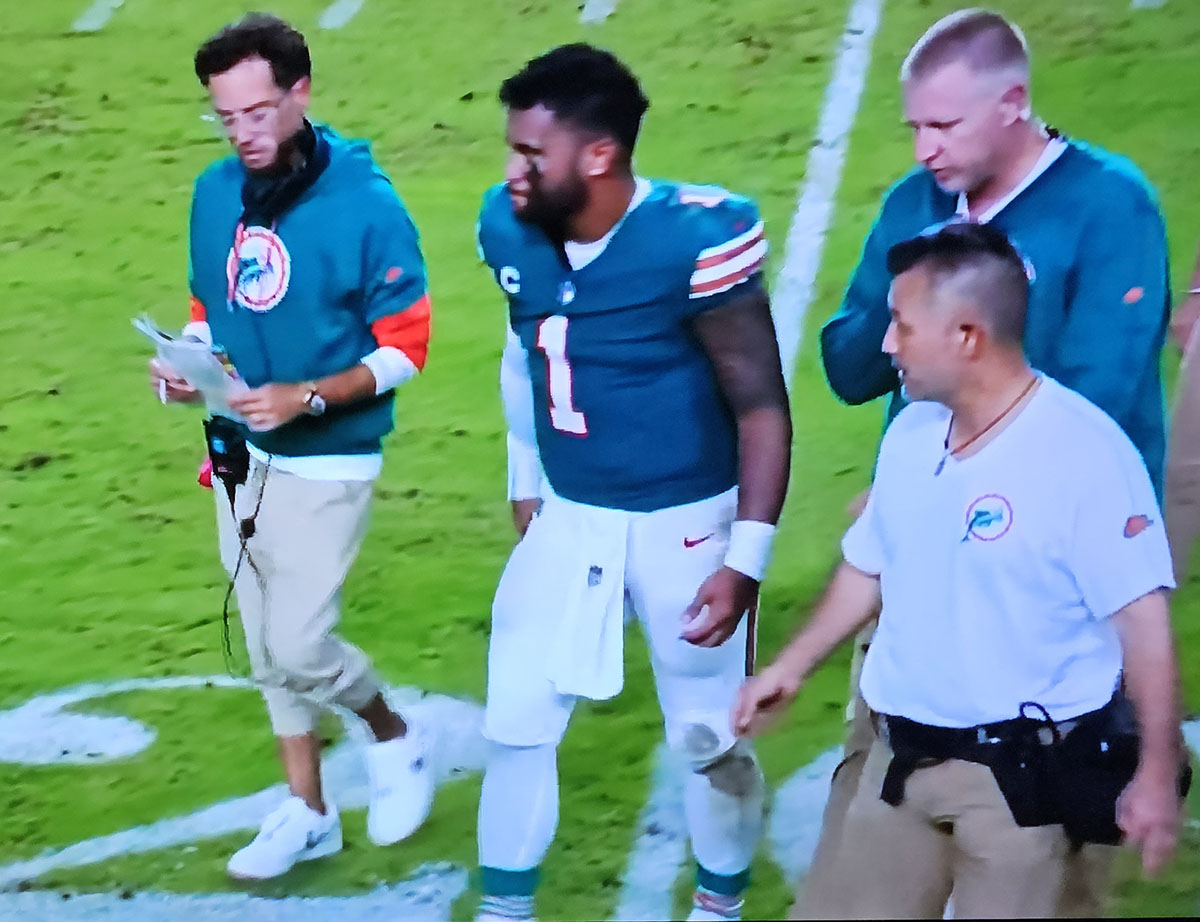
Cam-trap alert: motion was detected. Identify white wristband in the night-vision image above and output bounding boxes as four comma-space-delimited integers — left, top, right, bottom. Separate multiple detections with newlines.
507, 432, 544, 501
724, 519, 777, 582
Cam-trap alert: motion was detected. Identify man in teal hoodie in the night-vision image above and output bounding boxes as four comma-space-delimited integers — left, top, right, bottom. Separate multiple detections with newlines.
809, 9, 1170, 918
149, 13, 435, 880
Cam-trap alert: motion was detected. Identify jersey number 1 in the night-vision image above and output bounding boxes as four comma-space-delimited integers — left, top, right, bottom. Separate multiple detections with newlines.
536, 315, 588, 435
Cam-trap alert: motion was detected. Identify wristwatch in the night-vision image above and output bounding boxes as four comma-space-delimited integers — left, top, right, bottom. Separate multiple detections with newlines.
301, 383, 327, 416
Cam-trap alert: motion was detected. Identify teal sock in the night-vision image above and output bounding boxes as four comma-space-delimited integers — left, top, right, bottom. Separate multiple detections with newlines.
480, 866, 539, 919
695, 862, 749, 897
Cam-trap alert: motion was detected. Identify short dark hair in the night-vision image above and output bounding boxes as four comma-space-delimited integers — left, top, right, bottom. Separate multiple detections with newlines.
194, 12, 311, 89
887, 221, 1029, 345
901, 9, 1029, 84
499, 43, 649, 153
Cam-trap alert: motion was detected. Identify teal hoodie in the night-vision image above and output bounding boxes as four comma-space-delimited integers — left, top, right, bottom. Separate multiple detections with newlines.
188, 124, 428, 457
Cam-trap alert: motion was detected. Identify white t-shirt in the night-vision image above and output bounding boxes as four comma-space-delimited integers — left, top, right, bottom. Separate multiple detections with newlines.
844, 376, 1173, 728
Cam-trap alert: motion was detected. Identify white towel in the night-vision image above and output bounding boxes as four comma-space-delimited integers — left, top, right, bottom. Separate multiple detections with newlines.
544, 499, 630, 701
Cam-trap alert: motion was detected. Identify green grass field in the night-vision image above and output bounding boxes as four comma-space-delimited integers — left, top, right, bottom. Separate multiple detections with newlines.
1, 0, 1199, 918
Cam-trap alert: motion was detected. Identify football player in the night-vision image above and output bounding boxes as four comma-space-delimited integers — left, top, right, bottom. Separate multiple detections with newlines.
473, 44, 792, 922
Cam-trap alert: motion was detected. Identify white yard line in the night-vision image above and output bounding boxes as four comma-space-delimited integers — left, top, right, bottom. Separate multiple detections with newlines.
580, 0, 619, 25
611, 745, 689, 921
319, 0, 366, 30
772, 0, 885, 385
71, 0, 123, 32
0, 678, 486, 892
766, 746, 841, 885
0, 866, 467, 922
1131, 0, 1166, 9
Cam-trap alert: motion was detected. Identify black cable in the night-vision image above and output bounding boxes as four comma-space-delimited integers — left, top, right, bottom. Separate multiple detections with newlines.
219, 456, 271, 675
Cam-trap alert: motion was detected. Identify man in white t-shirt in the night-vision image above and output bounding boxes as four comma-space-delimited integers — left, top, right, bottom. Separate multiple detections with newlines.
736, 222, 1184, 918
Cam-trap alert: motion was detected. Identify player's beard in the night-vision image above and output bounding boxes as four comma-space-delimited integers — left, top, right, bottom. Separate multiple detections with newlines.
516, 171, 588, 243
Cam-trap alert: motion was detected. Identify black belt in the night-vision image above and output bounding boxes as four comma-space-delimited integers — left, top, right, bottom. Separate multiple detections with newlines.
874, 705, 1085, 808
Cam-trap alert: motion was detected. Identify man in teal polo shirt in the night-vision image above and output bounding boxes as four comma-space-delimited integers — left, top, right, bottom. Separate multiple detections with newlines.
149, 13, 435, 880
809, 9, 1170, 917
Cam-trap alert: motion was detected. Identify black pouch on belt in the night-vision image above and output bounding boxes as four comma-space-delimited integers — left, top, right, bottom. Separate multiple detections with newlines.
1043, 693, 1193, 845
203, 415, 250, 506
983, 710, 1059, 828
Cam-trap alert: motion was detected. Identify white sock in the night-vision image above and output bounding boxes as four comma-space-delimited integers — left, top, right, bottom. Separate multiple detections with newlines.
478, 741, 560, 872
684, 742, 764, 877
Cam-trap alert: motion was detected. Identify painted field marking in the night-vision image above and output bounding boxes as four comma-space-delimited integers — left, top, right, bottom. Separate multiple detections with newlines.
0, 866, 466, 922
0, 676, 486, 908
580, 0, 619, 25
1131, 0, 1166, 9
766, 747, 842, 884
771, 0, 885, 385
319, 0, 366, 30
611, 745, 689, 921
71, 0, 123, 33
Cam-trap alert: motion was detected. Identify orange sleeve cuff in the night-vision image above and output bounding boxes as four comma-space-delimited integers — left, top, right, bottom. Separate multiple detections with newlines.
371, 293, 431, 372
189, 295, 207, 323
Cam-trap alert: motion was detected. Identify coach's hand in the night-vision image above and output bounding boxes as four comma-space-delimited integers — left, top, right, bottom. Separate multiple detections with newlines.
680, 566, 757, 648
1118, 763, 1182, 877
228, 383, 309, 432
512, 498, 542, 538
149, 358, 201, 404
732, 662, 802, 737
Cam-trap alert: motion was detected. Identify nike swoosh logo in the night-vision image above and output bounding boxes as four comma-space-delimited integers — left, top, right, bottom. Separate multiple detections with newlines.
683, 533, 715, 549
305, 829, 330, 850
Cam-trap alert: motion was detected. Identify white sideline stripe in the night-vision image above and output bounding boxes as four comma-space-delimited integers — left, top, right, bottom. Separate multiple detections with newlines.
0, 679, 486, 891
71, 0, 123, 32
611, 745, 689, 921
581, 0, 619, 25
766, 746, 841, 885
771, 0, 885, 385
319, 0, 365, 30
0, 866, 466, 921
1131, 0, 1166, 9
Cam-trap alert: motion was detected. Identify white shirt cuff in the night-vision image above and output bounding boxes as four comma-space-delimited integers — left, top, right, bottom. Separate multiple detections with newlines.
182, 320, 212, 345
361, 346, 419, 395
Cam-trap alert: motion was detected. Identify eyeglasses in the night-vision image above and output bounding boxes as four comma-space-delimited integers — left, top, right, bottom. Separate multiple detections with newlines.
202, 87, 294, 137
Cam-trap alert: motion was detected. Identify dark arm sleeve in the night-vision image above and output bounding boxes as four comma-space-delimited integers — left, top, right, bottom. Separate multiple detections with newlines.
820, 210, 900, 405
1054, 186, 1169, 427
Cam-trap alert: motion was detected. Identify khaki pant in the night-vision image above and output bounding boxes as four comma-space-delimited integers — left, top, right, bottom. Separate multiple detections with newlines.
799, 734, 1073, 919
215, 459, 381, 736
795, 632, 1115, 919
1166, 329, 1200, 581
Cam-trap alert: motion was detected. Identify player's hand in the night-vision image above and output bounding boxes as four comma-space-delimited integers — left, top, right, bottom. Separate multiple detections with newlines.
149, 358, 201, 404
511, 498, 542, 538
732, 661, 803, 737
680, 566, 757, 648
227, 383, 309, 432
1117, 762, 1183, 877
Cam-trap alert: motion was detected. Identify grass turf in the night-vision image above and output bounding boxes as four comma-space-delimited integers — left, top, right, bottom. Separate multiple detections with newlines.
0, 0, 1197, 917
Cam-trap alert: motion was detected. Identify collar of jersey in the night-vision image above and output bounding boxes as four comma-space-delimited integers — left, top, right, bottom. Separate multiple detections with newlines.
956, 136, 1068, 225
563, 176, 653, 271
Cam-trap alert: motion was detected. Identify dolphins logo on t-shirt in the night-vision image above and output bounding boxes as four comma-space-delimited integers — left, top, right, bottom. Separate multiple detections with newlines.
963, 494, 1014, 542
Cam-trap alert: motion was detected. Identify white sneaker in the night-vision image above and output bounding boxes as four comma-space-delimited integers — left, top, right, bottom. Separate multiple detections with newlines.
686, 890, 743, 921
226, 796, 342, 880
365, 719, 435, 845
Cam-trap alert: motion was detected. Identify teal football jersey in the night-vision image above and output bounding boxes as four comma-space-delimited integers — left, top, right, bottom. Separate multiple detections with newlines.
478, 180, 767, 512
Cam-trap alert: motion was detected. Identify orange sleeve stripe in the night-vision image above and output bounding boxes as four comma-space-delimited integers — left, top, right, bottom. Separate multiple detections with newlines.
189, 295, 207, 323
371, 293, 432, 371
